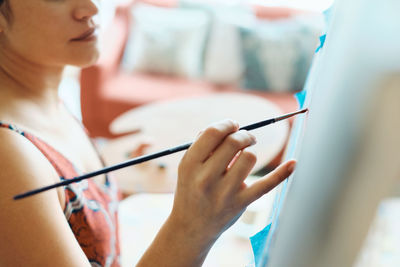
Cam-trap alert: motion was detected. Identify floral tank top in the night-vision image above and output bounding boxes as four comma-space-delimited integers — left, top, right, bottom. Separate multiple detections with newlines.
0, 121, 122, 267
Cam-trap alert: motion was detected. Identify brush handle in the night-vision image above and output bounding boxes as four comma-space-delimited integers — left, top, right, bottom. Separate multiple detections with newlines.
240, 119, 276, 131
13, 142, 192, 200
14, 109, 306, 200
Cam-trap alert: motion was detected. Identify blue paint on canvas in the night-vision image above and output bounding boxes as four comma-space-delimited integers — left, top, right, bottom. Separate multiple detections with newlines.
250, 223, 272, 266
295, 90, 307, 109
315, 34, 327, 53
249, 91, 307, 266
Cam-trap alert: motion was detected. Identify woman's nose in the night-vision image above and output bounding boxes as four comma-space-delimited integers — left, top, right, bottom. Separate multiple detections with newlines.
73, 0, 100, 22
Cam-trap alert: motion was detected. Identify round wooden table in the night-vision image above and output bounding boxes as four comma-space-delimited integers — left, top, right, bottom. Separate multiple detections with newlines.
101, 92, 289, 194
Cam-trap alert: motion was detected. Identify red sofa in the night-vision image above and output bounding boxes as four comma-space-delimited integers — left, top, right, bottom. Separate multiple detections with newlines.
80, 0, 299, 138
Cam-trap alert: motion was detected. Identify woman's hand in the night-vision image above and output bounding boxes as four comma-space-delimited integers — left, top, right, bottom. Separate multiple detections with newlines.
171, 120, 296, 247
137, 120, 295, 267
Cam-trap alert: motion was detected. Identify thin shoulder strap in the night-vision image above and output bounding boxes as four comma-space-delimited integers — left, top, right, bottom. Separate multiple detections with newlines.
0, 121, 26, 135
0, 121, 79, 179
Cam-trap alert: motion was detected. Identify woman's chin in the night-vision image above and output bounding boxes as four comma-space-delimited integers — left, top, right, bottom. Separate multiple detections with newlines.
68, 51, 100, 68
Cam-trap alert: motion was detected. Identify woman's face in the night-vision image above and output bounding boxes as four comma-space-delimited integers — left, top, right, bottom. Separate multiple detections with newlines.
0, 0, 101, 68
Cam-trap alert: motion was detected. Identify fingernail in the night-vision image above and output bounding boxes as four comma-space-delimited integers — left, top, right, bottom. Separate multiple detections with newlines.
196, 130, 203, 139
288, 161, 296, 173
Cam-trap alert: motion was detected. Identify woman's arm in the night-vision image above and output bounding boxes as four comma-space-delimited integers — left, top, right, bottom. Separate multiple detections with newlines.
137, 120, 296, 267
0, 129, 91, 267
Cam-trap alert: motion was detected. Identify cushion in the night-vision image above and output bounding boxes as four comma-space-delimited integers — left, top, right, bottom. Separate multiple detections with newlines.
180, 0, 253, 85
121, 4, 209, 79
239, 15, 323, 92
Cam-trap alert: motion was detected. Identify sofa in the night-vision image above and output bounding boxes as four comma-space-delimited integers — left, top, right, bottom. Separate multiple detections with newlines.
80, 0, 308, 138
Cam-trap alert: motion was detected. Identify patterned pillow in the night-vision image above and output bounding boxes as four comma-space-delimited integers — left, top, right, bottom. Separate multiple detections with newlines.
239, 16, 323, 92
179, 0, 255, 85
121, 4, 209, 79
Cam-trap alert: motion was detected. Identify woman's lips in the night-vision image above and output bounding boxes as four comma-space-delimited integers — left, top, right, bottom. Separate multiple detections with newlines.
71, 28, 98, 42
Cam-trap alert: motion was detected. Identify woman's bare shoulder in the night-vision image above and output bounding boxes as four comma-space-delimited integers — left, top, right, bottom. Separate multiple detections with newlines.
0, 127, 63, 210
0, 127, 60, 192
0, 128, 91, 266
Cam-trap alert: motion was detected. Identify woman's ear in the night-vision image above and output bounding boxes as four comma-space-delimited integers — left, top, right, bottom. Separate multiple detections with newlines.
0, 14, 6, 33
0, 7, 9, 33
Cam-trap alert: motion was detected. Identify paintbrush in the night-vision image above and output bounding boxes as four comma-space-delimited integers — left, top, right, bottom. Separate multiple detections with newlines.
14, 108, 308, 200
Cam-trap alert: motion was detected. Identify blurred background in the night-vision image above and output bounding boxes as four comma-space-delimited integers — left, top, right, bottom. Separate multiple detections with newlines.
57, 1, 337, 266
57, 1, 400, 267
60, 0, 333, 137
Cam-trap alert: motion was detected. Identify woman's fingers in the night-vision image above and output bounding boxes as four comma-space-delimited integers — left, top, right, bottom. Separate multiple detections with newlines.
204, 130, 256, 177
185, 120, 239, 163
222, 147, 257, 190
174, 118, 297, 247
239, 160, 296, 206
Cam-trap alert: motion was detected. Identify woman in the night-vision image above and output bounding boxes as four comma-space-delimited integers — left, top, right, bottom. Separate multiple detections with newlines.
0, 0, 296, 266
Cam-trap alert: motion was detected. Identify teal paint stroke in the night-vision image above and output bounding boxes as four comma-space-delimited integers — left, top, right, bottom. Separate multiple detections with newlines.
250, 91, 307, 267
315, 34, 327, 53
295, 90, 307, 109
323, 6, 334, 27
315, 5, 333, 54
250, 223, 272, 266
